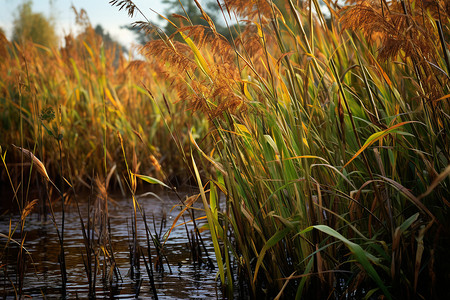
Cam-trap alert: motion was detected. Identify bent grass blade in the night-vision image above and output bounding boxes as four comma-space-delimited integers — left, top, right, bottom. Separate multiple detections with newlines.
301, 225, 392, 300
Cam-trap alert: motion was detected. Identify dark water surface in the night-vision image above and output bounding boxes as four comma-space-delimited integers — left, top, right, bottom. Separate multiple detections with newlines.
0, 192, 221, 299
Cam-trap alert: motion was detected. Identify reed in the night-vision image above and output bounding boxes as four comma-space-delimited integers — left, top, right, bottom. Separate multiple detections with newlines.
0, 11, 200, 297
111, 0, 449, 298
0, 0, 448, 298
0, 18, 197, 194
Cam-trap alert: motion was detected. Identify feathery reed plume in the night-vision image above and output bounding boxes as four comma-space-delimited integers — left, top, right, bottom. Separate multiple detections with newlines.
221, 0, 280, 23
12, 145, 55, 187
340, 0, 450, 101
0, 30, 9, 60
140, 40, 196, 75
175, 25, 233, 61
21, 199, 38, 221
132, 21, 165, 39
109, 0, 137, 17
72, 6, 91, 28
140, 25, 246, 118
193, 0, 217, 34
341, 1, 429, 60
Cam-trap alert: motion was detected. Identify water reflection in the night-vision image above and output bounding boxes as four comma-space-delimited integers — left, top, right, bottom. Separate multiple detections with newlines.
0, 192, 221, 299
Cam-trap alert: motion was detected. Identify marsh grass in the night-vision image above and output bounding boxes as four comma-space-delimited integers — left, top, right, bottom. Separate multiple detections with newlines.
111, 0, 450, 298
0, 0, 449, 299
0, 8, 207, 298
0, 19, 196, 194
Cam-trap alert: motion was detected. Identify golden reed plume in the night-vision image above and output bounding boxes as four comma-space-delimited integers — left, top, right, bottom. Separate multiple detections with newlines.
340, 0, 449, 102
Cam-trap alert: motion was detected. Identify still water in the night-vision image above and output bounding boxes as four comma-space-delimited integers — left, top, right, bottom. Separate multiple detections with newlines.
0, 191, 221, 299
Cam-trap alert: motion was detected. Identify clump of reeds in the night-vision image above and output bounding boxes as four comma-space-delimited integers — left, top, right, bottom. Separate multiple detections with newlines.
76, 177, 123, 298
0, 7, 199, 194
111, 0, 449, 298
0, 7, 208, 298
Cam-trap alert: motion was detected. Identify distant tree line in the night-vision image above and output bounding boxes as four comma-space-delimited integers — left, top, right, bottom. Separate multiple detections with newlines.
127, 0, 232, 45
9, 0, 330, 52
12, 0, 58, 48
9, 0, 125, 55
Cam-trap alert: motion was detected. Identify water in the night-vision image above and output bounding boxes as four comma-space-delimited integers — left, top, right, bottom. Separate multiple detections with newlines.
0, 191, 222, 299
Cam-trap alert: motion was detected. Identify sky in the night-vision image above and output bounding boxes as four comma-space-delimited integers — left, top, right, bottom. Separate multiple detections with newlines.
0, 0, 168, 47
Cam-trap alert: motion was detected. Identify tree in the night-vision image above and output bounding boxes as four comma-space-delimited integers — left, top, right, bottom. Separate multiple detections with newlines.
12, 1, 58, 47
94, 24, 127, 65
161, 0, 227, 38
127, 0, 230, 44
94, 24, 127, 53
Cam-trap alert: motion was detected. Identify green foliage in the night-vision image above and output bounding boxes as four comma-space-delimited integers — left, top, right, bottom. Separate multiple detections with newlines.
12, 0, 57, 47
94, 24, 126, 53
128, 0, 231, 44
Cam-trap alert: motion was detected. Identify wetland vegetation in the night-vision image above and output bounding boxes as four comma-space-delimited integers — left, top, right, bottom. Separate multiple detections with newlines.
1, 0, 449, 298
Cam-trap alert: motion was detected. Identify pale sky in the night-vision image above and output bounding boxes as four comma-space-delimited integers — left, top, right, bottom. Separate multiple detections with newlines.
0, 0, 168, 48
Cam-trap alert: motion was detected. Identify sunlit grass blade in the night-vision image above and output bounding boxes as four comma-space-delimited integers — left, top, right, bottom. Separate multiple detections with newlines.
191, 155, 229, 291
133, 172, 170, 189
343, 121, 416, 169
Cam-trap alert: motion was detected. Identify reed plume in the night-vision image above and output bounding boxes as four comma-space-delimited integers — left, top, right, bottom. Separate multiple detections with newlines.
222, 0, 281, 23
140, 23, 246, 118
340, 0, 450, 101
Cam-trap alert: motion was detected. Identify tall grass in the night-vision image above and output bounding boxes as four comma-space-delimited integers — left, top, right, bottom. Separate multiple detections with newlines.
111, 0, 449, 298
0, 18, 198, 195
0, 10, 207, 298
0, 0, 448, 298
